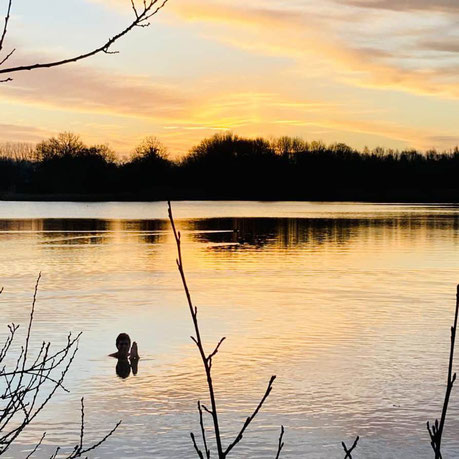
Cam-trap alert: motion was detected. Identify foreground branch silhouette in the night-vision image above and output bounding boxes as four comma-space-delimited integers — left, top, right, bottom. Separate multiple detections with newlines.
0, 0, 168, 82
168, 201, 283, 458
342, 436, 359, 458
427, 285, 459, 458
0, 274, 120, 457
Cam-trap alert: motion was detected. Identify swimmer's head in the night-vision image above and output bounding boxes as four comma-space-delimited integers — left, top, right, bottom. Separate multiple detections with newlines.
116, 333, 131, 359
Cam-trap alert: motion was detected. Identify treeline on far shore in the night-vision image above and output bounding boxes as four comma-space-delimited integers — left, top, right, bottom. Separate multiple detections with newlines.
2, 132, 459, 202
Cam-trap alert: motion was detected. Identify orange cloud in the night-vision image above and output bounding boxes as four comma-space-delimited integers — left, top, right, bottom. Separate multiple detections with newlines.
0, 60, 190, 121
3, 0, 459, 155
339, 0, 459, 13
0, 123, 52, 144
171, 1, 459, 100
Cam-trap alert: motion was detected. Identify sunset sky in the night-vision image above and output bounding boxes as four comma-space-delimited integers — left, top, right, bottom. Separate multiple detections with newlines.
1, 0, 459, 157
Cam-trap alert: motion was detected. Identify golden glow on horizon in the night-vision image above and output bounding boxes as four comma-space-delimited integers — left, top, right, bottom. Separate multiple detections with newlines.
1, 0, 459, 155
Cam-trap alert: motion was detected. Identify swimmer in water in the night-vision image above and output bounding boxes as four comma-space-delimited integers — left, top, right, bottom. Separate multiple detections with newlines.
109, 333, 131, 359
110, 333, 140, 378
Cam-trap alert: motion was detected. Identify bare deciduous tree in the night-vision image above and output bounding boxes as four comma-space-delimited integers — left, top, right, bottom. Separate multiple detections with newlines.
0, 0, 169, 83
0, 142, 35, 161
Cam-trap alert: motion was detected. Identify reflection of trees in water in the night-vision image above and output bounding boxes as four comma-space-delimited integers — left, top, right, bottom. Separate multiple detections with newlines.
125, 219, 169, 244
2, 214, 459, 251
186, 218, 352, 250
41, 219, 110, 245
0, 219, 111, 245
188, 218, 274, 248
184, 215, 459, 251
0, 219, 170, 246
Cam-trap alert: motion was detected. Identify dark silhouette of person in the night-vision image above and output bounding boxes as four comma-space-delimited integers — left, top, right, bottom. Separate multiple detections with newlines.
116, 358, 131, 379
109, 333, 131, 359
109, 333, 140, 379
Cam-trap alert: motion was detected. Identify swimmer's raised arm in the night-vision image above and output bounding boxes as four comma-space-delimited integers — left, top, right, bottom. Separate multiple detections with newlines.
130, 341, 140, 360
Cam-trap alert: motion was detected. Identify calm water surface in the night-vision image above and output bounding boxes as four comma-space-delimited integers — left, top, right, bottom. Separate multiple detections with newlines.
1, 201, 459, 458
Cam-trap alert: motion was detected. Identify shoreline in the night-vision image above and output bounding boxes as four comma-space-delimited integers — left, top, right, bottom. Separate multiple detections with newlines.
1, 192, 459, 204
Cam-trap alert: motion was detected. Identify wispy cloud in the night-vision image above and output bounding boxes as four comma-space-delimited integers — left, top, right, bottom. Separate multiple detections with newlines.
417, 38, 459, 54
4, 0, 459, 154
172, 1, 459, 100
336, 0, 459, 13
0, 123, 52, 143
1, 60, 189, 121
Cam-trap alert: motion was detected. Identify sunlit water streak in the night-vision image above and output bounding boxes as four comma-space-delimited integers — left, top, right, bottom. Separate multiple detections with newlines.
0, 201, 458, 457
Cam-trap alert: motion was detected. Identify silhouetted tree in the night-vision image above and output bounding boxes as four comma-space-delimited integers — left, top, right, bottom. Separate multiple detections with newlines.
3, 132, 459, 201
36, 133, 86, 161
132, 136, 168, 162
0, 142, 36, 161
121, 137, 173, 196
33, 133, 117, 194
271, 136, 308, 158
181, 133, 282, 198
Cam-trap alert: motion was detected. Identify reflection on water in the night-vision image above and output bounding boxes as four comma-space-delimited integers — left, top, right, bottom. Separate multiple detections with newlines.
0, 202, 459, 458
115, 358, 139, 379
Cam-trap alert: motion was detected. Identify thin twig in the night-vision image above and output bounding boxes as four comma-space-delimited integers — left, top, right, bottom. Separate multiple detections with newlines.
22, 273, 42, 375
0, 0, 13, 53
0, 275, 120, 457
65, 420, 121, 458
427, 285, 459, 459
190, 432, 204, 459
0, 47, 14, 66
207, 337, 226, 363
198, 401, 210, 459
79, 397, 85, 453
168, 201, 280, 458
0, 0, 169, 79
168, 201, 225, 458
342, 436, 359, 459
224, 375, 276, 457
24, 431, 45, 459
275, 425, 285, 459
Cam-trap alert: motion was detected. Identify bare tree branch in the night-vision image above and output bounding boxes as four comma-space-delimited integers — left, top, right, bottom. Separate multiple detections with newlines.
201, 404, 213, 416
224, 375, 276, 457
0, 275, 120, 457
197, 401, 210, 459
0, 0, 169, 81
168, 201, 280, 458
342, 436, 359, 459
427, 285, 459, 458
207, 337, 226, 361
275, 425, 285, 459
0, 48, 14, 66
168, 201, 225, 458
0, 0, 12, 53
190, 432, 204, 459
25, 431, 45, 459
63, 397, 121, 459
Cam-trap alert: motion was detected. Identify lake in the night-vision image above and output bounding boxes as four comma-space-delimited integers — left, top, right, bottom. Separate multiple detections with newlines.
1, 201, 459, 458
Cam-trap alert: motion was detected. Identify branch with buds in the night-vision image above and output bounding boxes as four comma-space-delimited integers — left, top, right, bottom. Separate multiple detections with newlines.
0, 0, 169, 82
168, 201, 282, 458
